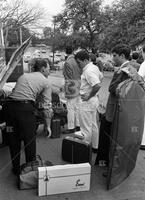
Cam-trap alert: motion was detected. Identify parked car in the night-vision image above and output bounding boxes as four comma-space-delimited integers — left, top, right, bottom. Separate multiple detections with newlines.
55, 53, 62, 62
32, 50, 41, 59
41, 49, 47, 54
49, 53, 61, 64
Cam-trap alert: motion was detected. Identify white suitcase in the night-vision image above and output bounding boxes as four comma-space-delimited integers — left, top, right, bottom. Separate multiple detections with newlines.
38, 163, 91, 196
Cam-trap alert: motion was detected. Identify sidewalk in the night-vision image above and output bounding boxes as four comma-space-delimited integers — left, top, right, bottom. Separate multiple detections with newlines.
0, 133, 145, 200
0, 71, 145, 200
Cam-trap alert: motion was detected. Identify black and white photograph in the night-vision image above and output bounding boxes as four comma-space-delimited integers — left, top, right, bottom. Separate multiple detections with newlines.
0, 0, 145, 199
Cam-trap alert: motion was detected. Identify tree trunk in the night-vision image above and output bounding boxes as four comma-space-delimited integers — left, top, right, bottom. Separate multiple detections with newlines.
0, 21, 6, 74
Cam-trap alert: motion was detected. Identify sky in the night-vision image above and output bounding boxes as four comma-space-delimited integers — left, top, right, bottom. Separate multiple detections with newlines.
26, 0, 114, 16
26, 0, 65, 26
24, 0, 114, 34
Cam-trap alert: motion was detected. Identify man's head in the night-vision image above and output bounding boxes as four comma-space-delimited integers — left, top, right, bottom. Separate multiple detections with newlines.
33, 58, 50, 78
65, 46, 73, 55
141, 46, 145, 60
111, 44, 131, 67
75, 50, 90, 69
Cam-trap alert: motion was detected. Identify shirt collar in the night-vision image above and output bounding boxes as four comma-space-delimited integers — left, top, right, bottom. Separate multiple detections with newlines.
67, 54, 74, 60
36, 71, 46, 78
120, 60, 129, 69
83, 61, 92, 72
117, 60, 130, 74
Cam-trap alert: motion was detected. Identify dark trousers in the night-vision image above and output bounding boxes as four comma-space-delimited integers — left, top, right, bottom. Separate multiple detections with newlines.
3, 101, 37, 171
95, 115, 112, 166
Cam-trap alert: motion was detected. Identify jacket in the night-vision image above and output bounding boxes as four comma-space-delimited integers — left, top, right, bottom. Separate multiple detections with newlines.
63, 54, 81, 98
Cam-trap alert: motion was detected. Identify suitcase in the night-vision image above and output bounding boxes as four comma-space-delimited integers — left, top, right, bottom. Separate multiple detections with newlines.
62, 136, 92, 164
51, 118, 61, 138
106, 78, 145, 189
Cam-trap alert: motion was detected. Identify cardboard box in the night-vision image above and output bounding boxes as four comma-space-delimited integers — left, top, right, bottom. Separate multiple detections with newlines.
38, 163, 91, 196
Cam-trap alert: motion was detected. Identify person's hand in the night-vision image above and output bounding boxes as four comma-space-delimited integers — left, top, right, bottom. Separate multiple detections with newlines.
49, 108, 54, 118
46, 127, 52, 138
81, 93, 90, 101
60, 86, 64, 92
128, 67, 138, 80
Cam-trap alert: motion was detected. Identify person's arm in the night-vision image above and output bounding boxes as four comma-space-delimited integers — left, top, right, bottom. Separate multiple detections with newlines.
37, 80, 52, 110
81, 83, 101, 101
63, 62, 73, 80
40, 84, 54, 118
81, 69, 101, 101
109, 71, 128, 95
138, 62, 145, 79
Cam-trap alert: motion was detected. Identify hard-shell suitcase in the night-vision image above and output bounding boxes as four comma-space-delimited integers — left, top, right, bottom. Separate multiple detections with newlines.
107, 78, 145, 189
51, 118, 61, 138
62, 136, 92, 164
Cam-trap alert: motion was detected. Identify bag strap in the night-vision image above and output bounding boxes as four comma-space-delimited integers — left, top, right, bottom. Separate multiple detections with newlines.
30, 154, 43, 170
35, 155, 43, 164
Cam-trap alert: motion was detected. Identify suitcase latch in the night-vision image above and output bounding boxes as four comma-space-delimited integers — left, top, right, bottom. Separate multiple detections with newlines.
43, 175, 50, 182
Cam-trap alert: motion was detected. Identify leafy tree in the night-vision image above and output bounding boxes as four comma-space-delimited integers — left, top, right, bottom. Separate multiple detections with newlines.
0, 0, 45, 46
43, 27, 53, 39
54, 0, 106, 51
101, 0, 145, 51
42, 25, 67, 51
6, 24, 31, 46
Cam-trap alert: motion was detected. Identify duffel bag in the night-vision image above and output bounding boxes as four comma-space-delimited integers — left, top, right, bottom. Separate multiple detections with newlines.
19, 155, 53, 190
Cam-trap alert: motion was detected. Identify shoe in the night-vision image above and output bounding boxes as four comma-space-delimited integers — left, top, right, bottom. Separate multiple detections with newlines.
62, 128, 75, 134
75, 126, 80, 131
92, 148, 98, 153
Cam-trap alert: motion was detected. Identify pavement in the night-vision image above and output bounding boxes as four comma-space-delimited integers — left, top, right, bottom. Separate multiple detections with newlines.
0, 71, 145, 200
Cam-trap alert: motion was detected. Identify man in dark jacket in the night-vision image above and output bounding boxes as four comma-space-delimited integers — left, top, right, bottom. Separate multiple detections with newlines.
96, 44, 144, 169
